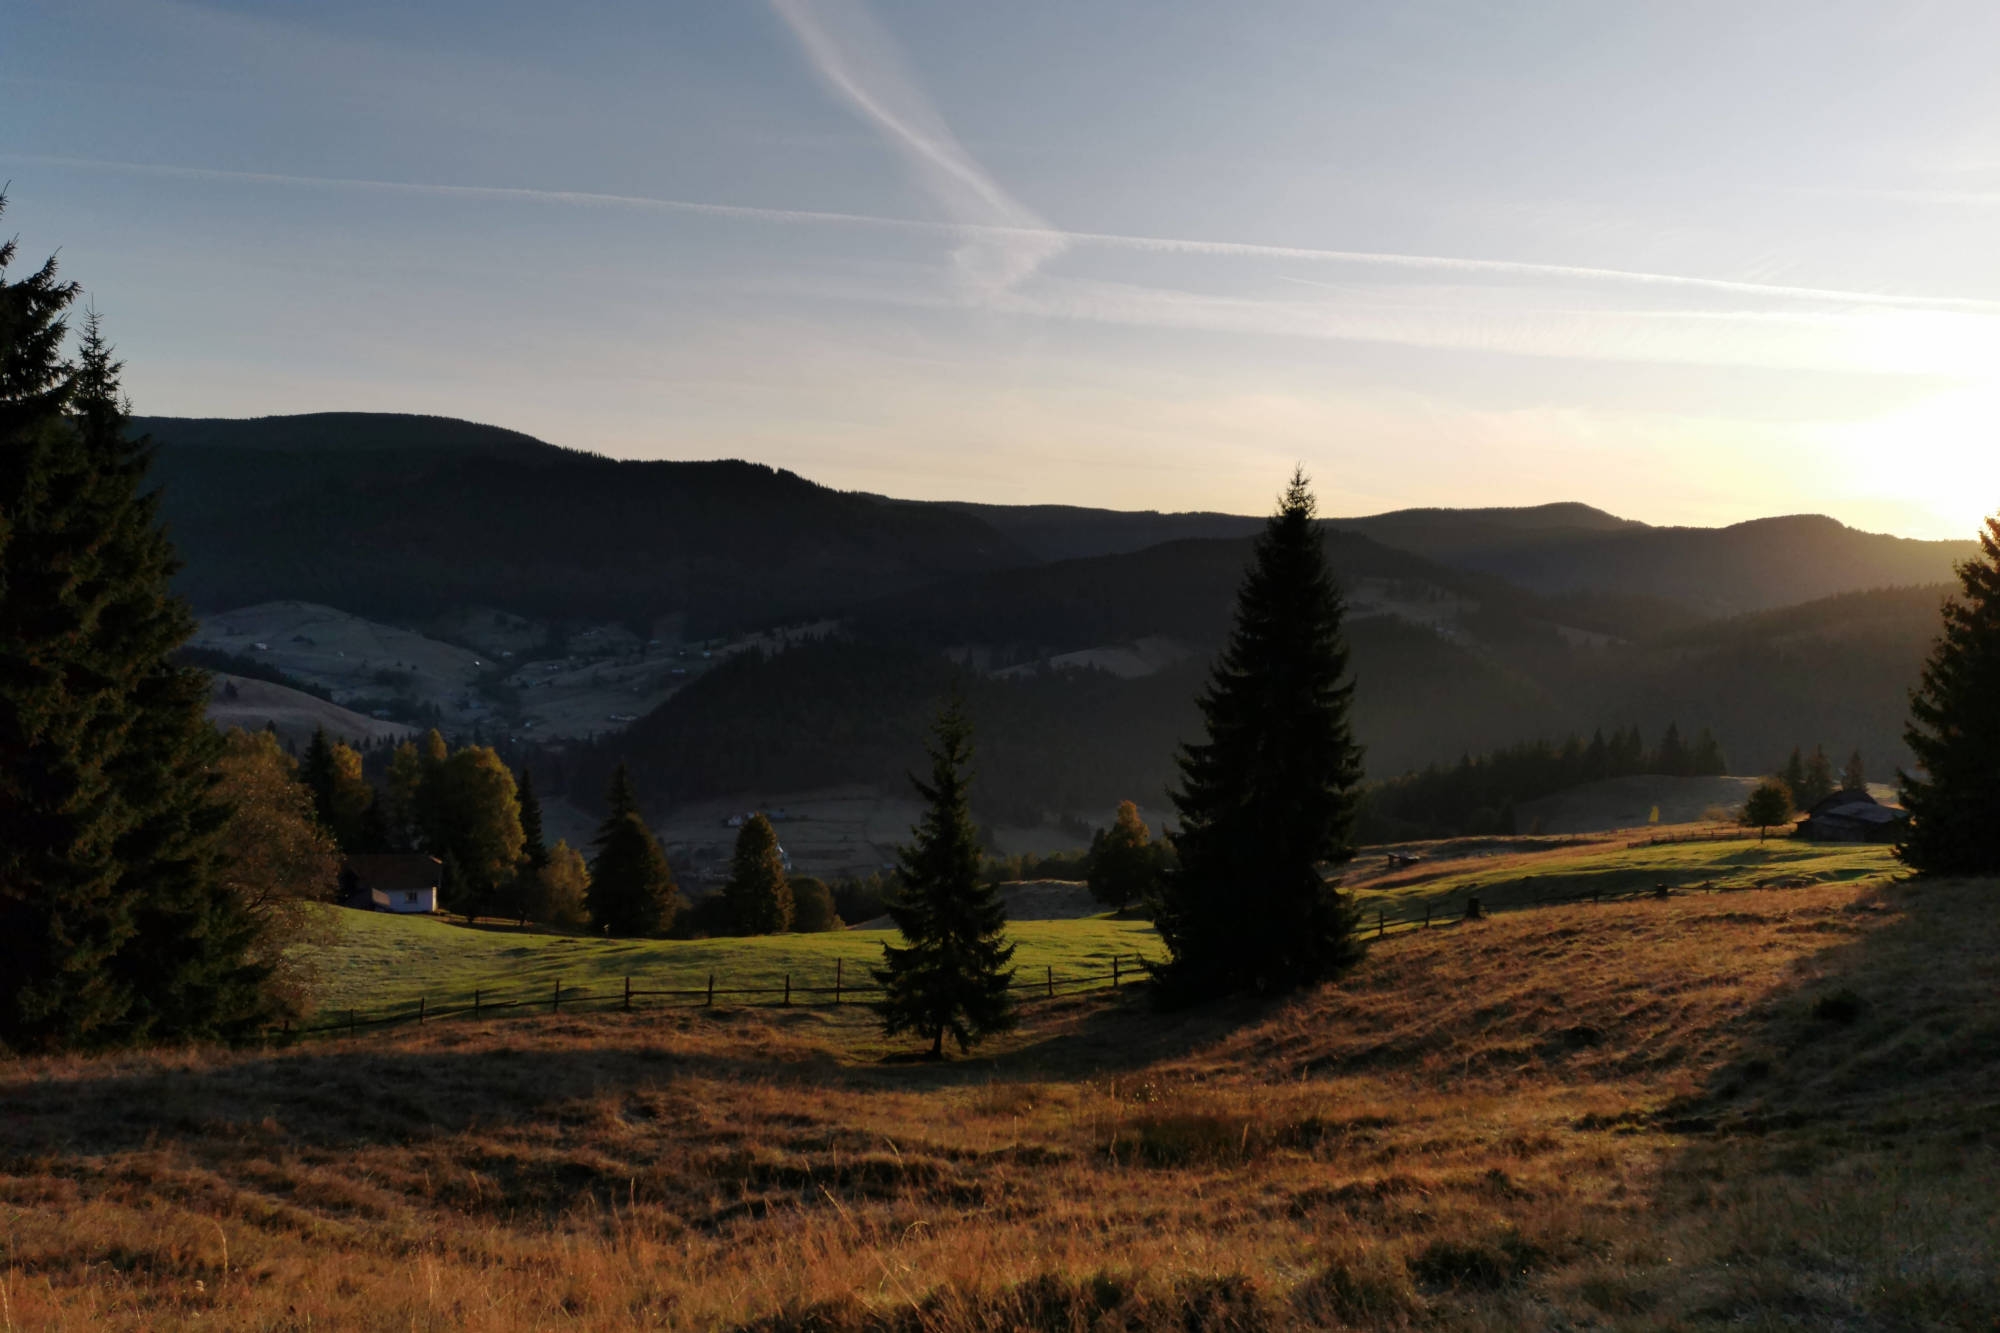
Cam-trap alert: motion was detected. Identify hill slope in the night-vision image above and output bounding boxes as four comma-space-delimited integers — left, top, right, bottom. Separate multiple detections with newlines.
142, 414, 1030, 631
3, 860, 1991, 1330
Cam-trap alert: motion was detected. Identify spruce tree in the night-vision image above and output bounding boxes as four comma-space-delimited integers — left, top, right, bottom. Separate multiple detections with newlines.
1656, 722, 1688, 776
517, 766, 549, 871
1781, 748, 1808, 801
0, 210, 269, 1050
723, 813, 793, 934
1898, 516, 2000, 875
586, 766, 677, 935
875, 701, 1016, 1058
1842, 749, 1866, 793
76, 318, 268, 1042
1692, 728, 1728, 776
1087, 800, 1157, 912
1152, 471, 1364, 1003
0, 210, 135, 1051
1799, 745, 1836, 808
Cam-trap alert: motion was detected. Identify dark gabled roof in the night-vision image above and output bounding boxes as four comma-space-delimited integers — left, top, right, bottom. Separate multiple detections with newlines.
343, 854, 443, 892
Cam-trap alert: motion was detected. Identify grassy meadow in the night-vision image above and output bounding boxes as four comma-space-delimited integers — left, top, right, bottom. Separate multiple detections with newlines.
3, 837, 1994, 1330
307, 911, 1164, 1017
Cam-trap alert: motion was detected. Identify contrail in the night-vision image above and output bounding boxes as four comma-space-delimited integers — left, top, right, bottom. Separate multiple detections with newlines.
12, 151, 1998, 315
766, 0, 1066, 294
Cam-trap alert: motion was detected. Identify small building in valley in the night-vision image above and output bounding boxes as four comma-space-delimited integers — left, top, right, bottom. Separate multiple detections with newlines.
1795, 790, 1906, 843
341, 854, 444, 913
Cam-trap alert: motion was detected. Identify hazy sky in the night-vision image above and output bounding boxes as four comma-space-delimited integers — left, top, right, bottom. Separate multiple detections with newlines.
7, 1, 2000, 535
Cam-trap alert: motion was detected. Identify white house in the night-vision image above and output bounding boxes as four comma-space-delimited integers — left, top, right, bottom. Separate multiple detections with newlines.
341, 854, 443, 914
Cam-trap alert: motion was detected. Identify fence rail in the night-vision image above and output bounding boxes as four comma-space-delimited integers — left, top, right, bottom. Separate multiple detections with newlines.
271, 952, 1154, 1045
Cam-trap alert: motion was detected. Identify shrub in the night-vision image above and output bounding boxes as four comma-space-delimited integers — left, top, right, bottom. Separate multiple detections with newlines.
1811, 988, 1864, 1025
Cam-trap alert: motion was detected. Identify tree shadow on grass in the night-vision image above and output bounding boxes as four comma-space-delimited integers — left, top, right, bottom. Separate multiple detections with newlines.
1631, 875, 2000, 1327
0, 978, 1280, 1164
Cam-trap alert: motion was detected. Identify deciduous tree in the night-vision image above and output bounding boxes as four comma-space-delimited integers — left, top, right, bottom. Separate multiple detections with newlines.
1743, 779, 1794, 842
1087, 801, 1158, 912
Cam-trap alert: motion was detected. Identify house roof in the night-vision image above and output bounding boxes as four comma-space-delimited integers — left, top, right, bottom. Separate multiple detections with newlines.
1799, 794, 1903, 826
343, 854, 443, 892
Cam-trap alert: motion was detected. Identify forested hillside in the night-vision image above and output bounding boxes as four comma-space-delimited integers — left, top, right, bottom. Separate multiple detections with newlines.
142, 414, 1029, 631
138, 413, 1966, 825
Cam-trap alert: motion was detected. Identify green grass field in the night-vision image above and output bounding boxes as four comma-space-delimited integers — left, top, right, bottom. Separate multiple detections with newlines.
303, 835, 1903, 1026
306, 909, 1163, 1020
1345, 834, 1899, 923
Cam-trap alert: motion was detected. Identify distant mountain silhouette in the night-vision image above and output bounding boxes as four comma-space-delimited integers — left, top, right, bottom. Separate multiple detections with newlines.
140, 414, 1029, 631
1398, 513, 1972, 614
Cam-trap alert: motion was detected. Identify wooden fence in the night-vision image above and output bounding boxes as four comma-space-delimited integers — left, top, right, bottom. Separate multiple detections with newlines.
272, 953, 1152, 1045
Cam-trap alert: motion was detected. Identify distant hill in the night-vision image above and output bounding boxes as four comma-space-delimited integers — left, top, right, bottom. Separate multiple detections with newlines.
140, 414, 1029, 632
205, 674, 413, 751
1433, 514, 1973, 615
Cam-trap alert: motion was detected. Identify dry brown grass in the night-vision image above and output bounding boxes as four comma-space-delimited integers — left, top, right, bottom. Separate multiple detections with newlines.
4, 875, 1996, 1330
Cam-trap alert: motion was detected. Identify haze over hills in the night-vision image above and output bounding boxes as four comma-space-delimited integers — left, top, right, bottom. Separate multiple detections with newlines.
137, 412, 1967, 824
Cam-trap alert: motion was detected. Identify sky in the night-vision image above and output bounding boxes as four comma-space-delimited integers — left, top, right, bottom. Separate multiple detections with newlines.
6, 0, 2000, 536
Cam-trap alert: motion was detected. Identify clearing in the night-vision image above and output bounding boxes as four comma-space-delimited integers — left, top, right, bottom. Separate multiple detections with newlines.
3, 839, 1992, 1331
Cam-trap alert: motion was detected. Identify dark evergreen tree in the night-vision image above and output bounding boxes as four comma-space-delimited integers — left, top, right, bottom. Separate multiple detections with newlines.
586, 768, 676, 936
301, 726, 338, 829
1781, 748, 1807, 800
1691, 728, 1728, 777
1898, 515, 2000, 875
723, 813, 792, 934
1656, 722, 1689, 776
1152, 471, 1364, 1003
1798, 745, 1836, 808
875, 701, 1016, 1058
0, 209, 134, 1051
75, 318, 267, 1042
517, 766, 549, 871
1842, 749, 1867, 793
0, 210, 269, 1051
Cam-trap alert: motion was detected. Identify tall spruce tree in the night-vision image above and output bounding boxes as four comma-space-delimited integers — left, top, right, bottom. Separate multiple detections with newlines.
0, 210, 134, 1051
586, 766, 677, 936
723, 813, 793, 934
1898, 516, 2000, 875
1153, 470, 1365, 1003
875, 701, 1015, 1058
0, 206, 269, 1050
76, 316, 269, 1042
1842, 749, 1867, 793
517, 766, 549, 871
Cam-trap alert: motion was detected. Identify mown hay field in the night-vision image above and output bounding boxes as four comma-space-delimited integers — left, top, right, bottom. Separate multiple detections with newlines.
2, 841, 1993, 1331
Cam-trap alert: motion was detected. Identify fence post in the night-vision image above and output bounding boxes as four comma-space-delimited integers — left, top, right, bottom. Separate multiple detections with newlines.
418, 996, 426, 1027
1424, 904, 1431, 929
784, 974, 792, 1007
553, 979, 562, 1014
1112, 955, 1120, 988
835, 958, 842, 1005
1046, 965, 1054, 999
1377, 909, 1385, 938
706, 973, 715, 1007
349, 1009, 357, 1040
473, 987, 482, 1019
623, 975, 631, 1012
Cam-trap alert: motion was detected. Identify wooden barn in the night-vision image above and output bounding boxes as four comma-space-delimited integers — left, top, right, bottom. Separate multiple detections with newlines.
1795, 790, 1906, 843
340, 854, 444, 913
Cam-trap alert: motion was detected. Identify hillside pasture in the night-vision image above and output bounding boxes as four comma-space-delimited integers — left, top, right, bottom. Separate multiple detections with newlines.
2, 860, 1992, 1330
1344, 831, 1897, 924
307, 909, 1161, 1018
